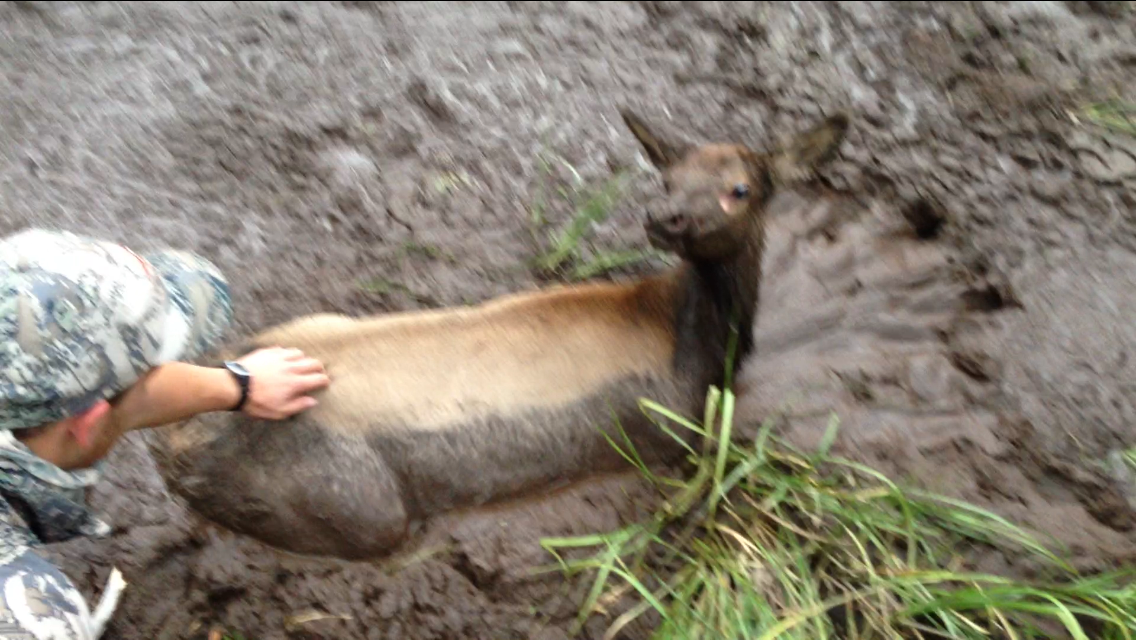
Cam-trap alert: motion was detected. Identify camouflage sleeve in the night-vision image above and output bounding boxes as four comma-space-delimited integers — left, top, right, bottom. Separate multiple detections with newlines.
0, 547, 93, 640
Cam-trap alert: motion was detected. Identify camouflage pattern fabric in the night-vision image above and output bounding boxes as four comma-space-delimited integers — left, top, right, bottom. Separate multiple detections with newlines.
0, 227, 234, 431
0, 227, 236, 638
0, 443, 119, 640
0, 508, 92, 640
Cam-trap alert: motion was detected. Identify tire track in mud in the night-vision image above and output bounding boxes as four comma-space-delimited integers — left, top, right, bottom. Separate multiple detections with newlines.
1, 1, 1134, 639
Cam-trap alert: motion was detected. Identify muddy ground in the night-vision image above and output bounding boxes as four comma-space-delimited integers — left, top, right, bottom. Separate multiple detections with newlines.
2, 1, 1135, 638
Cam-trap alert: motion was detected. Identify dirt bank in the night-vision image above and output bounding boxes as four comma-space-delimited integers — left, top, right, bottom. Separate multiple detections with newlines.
1, 1, 1135, 638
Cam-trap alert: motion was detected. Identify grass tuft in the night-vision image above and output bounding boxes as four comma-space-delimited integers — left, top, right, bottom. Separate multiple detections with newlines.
542, 329, 1136, 638
1080, 100, 1136, 136
1122, 448, 1136, 473
528, 153, 668, 282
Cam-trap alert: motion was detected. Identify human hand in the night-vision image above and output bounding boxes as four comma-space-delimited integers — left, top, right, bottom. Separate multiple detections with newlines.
235, 347, 331, 420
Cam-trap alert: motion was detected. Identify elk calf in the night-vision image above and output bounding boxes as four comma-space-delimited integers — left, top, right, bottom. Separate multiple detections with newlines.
152, 109, 849, 559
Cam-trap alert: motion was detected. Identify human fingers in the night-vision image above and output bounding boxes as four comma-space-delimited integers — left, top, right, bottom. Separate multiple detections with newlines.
280, 348, 308, 361
287, 396, 319, 414
268, 395, 319, 419
287, 357, 327, 375
292, 372, 331, 394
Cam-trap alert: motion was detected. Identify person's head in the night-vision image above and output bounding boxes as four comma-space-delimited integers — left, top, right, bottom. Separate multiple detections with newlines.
0, 228, 234, 470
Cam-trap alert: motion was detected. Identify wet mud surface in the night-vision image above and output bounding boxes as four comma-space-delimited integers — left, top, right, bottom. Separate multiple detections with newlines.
2, 1, 1135, 638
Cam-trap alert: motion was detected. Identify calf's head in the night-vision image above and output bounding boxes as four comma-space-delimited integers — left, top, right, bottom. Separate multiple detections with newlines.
621, 109, 849, 261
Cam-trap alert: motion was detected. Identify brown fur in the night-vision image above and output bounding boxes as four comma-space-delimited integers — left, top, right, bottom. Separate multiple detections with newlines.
150, 109, 850, 560
248, 276, 679, 431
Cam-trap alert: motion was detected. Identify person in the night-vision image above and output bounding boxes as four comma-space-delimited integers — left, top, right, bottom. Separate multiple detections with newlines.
0, 227, 331, 639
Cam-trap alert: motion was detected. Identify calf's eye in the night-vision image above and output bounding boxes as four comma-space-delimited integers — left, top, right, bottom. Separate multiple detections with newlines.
731, 184, 751, 199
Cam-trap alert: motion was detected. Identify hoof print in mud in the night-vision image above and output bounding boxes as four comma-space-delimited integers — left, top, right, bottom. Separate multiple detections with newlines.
901, 196, 947, 239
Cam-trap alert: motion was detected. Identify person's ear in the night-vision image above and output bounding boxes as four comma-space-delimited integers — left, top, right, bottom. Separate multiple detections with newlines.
65, 399, 112, 448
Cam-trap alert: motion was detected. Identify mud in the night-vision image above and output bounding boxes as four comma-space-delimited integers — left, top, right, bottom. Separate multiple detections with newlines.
1, 1, 1135, 638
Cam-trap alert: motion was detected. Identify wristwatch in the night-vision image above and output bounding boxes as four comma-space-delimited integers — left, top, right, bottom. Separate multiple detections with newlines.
222, 361, 252, 412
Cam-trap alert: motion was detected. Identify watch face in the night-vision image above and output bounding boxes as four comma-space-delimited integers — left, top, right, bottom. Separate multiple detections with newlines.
226, 361, 251, 377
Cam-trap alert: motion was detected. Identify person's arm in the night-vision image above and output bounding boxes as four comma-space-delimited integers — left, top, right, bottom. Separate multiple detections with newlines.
111, 347, 331, 432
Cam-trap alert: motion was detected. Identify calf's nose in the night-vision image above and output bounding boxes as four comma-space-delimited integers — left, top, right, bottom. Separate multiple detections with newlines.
658, 212, 690, 235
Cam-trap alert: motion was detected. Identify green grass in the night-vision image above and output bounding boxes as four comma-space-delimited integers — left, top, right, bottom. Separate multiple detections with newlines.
1080, 100, 1136, 136
1122, 448, 1136, 472
430, 169, 475, 195
401, 240, 457, 264
540, 331, 1136, 639
356, 275, 440, 307
528, 153, 668, 282
357, 275, 409, 296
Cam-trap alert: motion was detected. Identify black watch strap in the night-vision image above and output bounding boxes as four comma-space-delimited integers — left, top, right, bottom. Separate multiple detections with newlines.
222, 361, 251, 412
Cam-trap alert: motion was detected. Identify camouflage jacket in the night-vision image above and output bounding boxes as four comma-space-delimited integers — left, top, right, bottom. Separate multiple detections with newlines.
0, 433, 111, 639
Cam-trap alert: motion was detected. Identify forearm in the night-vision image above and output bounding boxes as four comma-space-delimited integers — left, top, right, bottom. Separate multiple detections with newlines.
111, 362, 240, 432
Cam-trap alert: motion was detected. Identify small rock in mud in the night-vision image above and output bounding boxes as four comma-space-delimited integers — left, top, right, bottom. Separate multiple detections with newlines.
1080, 149, 1136, 184
1030, 170, 1073, 203
316, 146, 380, 188
406, 77, 459, 125
907, 354, 961, 404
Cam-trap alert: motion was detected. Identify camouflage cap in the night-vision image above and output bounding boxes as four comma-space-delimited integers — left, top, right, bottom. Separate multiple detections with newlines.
0, 228, 234, 431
